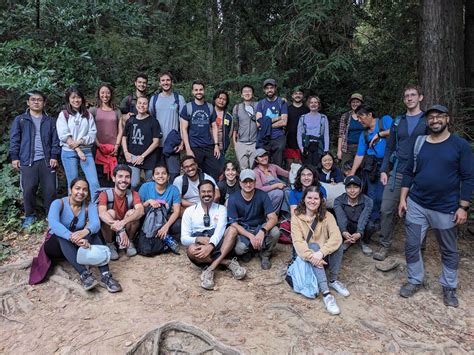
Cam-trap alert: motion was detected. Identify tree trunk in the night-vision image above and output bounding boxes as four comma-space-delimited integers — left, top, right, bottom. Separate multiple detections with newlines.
36, 0, 40, 29
419, 0, 464, 114
465, 0, 474, 104
206, 0, 214, 80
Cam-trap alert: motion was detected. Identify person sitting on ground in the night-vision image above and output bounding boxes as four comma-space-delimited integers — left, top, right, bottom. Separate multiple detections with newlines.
226, 169, 280, 269
44, 178, 122, 292
173, 155, 220, 214
181, 180, 246, 290
138, 164, 182, 239
98, 164, 145, 260
291, 186, 348, 315
318, 152, 344, 184
253, 148, 290, 215
122, 96, 161, 190
333, 175, 375, 256
289, 164, 327, 215
217, 160, 240, 205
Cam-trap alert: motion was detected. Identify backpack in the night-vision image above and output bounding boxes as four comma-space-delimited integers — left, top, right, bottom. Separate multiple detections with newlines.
149, 92, 180, 119
92, 188, 134, 210
301, 113, 325, 150
412, 135, 427, 173
136, 206, 168, 256
185, 101, 214, 118
363, 117, 385, 147
181, 171, 205, 197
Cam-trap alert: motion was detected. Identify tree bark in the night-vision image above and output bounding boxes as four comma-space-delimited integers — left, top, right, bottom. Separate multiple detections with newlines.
206, 0, 214, 80
465, 0, 474, 103
36, 0, 40, 29
419, 0, 464, 114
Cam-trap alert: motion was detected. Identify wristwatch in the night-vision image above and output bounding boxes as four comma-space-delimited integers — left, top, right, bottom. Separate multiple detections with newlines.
260, 227, 268, 234
459, 205, 469, 211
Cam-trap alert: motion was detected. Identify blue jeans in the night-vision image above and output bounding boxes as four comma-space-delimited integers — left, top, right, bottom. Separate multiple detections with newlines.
61, 148, 100, 197
130, 166, 152, 190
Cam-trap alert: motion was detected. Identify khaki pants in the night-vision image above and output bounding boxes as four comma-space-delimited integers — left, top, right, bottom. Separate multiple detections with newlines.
235, 141, 256, 170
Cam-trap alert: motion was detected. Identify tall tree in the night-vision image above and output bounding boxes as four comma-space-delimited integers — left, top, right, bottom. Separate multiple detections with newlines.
465, 0, 474, 105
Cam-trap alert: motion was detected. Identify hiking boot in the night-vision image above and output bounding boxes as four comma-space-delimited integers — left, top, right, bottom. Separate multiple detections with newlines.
22, 215, 37, 229
227, 258, 246, 280
373, 246, 389, 261
329, 280, 350, 297
399, 282, 421, 298
200, 267, 215, 290
80, 271, 98, 291
260, 255, 272, 270
126, 241, 137, 257
107, 243, 119, 260
100, 272, 122, 293
240, 252, 253, 263
323, 294, 340, 315
442, 287, 459, 307
361, 243, 373, 256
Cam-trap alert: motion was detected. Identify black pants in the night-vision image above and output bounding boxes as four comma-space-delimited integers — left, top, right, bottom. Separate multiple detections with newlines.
20, 160, 57, 216
193, 145, 221, 180
346, 220, 376, 243
44, 234, 109, 276
269, 135, 286, 167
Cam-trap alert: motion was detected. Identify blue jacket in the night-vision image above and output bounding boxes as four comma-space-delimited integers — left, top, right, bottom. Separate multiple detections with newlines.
9, 109, 60, 166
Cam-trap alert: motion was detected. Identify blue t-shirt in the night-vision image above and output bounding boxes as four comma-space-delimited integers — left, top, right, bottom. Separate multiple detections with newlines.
406, 112, 424, 137
347, 118, 364, 144
227, 189, 275, 228
289, 186, 328, 206
356, 115, 393, 158
138, 182, 181, 214
256, 98, 288, 139
180, 102, 216, 148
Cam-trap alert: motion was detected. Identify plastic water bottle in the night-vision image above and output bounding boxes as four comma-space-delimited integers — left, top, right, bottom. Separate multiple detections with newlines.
163, 235, 180, 255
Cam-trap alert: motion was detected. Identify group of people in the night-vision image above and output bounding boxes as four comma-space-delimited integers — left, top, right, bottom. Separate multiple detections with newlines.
10, 74, 473, 313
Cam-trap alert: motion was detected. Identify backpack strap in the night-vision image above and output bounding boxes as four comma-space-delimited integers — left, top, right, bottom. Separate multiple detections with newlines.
181, 175, 189, 197
62, 109, 69, 122
126, 190, 134, 209
186, 102, 193, 118
105, 188, 114, 210
89, 107, 97, 118
413, 135, 427, 173
206, 102, 214, 116
306, 217, 318, 243
392, 115, 403, 150
150, 94, 158, 118
173, 92, 180, 115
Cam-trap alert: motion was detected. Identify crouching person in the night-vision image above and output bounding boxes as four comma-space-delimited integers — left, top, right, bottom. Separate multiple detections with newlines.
292, 186, 348, 315
39, 178, 121, 292
98, 164, 144, 260
181, 180, 246, 290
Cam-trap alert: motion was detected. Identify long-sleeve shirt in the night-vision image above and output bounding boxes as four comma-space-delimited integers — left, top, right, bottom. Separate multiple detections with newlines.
48, 197, 100, 240
333, 193, 373, 236
297, 112, 330, 152
254, 164, 289, 192
180, 202, 227, 247
56, 111, 97, 151
291, 212, 342, 260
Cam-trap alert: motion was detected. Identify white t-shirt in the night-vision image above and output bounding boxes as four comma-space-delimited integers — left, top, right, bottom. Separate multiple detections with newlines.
173, 173, 217, 204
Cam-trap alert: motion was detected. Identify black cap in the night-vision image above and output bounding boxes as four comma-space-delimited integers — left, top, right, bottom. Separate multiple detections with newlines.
344, 175, 362, 187
263, 78, 277, 87
425, 104, 449, 116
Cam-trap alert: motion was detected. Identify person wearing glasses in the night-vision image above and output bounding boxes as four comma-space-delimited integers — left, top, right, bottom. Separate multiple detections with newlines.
42, 178, 122, 292
181, 180, 246, 290
9, 90, 60, 229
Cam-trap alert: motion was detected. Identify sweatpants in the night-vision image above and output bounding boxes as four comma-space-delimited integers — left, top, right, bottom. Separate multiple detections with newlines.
379, 172, 402, 248
269, 135, 286, 167
193, 145, 221, 181
234, 141, 256, 170
20, 160, 57, 216
404, 198, 459, 288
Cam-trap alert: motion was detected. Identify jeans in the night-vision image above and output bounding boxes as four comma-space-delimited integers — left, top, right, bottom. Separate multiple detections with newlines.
129, 166, 153, 190
61, 149, 100, 197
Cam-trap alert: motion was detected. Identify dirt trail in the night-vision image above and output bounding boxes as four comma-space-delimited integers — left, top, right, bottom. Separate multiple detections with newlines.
1, 231, 473, 354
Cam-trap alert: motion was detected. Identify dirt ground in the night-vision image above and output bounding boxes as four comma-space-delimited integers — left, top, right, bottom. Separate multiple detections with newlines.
1, 228, 473, 354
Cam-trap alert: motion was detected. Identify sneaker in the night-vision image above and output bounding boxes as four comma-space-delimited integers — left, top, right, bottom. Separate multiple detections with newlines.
80, 271, 98, 291
399, 282, 421, 298
323, 294, 340, 315
260, 255, 272, 270
227, 258, 246, 280
107, 243, 119, 260
22, 215, 37, 229
100, 272, 122, 293
373, 246, 389, 261
200, 267, 215, 290
361, 243, 373, 256
442, 287, 459, 307
126, 241, 137, 257
329, 280, 350, 297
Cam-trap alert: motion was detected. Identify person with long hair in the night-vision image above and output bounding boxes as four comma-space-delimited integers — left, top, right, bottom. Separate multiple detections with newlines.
289, 164, 327, 215
56, 87, 100, 197
337, 93, 364, 165
217, 160, 240, 205
291, 186, 347, 315
213, 89, 233, 172
318, 152, 344, 184
89, 83, 123, 186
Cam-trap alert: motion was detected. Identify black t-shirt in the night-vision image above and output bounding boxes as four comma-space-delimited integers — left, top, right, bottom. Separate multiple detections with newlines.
217, 180, 240, 205
227, 189, 275, 228
287, 104, 309, 149
124, 115, 162, 170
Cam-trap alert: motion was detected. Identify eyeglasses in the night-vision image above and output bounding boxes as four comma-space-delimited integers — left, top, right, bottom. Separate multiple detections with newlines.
427, 113, 448, 121
29, 98, 44, 103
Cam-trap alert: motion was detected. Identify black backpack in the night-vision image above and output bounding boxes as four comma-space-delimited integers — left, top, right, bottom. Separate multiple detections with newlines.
181, 171, 205, 197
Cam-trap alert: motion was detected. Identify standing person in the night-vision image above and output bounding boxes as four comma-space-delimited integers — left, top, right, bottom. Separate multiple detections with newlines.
226, 169, 280, 269
297, 96, 330, 167
398, 105, 474, 307
213, 89, 233, 171
148, 72, 186, 182
56, 87, 100, 197
120, 73, 148, 119
180, 80, 221, 180
217, 160, 240, 205
291, 186, 348, 315
122, 96, 161, 190
337, 93, 364, 165
374, 85, 427, 261
285, 87, 309, 167
9, 90, 60, 229
181, 180, 246, 290
256, 78, 288, 167
89, 84, 123, 187
232, 85, 258, 169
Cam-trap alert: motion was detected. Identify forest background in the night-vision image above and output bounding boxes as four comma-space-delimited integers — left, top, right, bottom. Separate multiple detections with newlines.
0, 0, 472, 253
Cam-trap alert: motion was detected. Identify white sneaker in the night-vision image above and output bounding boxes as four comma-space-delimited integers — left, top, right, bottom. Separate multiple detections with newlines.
329, 280, 350, 297
361, 243, 373, 256
323, 294, 340, 315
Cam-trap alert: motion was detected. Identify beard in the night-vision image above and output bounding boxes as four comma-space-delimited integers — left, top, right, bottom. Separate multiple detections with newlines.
429, 123, 448, 135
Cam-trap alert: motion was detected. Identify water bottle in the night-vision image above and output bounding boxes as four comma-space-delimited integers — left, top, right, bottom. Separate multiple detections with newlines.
163, 235, 180, 255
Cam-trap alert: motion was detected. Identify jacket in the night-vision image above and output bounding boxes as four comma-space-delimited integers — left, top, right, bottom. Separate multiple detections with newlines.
9, 109, 60, 166
219, 111, 233, 152
333, 193, 373, 237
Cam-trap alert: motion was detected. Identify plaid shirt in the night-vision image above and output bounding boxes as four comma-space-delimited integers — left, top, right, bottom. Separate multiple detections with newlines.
338, 111, 353, 153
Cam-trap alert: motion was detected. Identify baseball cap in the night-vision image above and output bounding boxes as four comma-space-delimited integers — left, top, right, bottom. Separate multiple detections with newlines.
255, 148, 269, 158
425, 104, 449, 116
240, 169, 256, 181
263, 78, 277, 87
344, 175, 362, 187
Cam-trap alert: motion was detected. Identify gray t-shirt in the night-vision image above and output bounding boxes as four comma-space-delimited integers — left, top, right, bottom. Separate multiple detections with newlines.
31, 115, 44, 161
150, 92, 186, 147
232, 102, 257, 143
